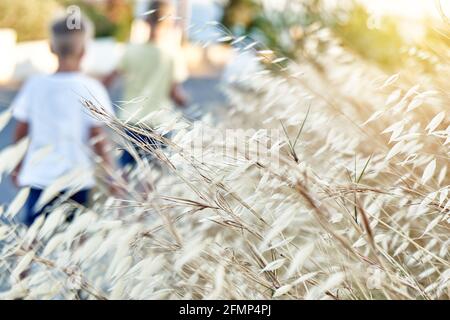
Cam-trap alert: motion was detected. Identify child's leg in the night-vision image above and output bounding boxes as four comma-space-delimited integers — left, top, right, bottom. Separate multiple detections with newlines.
119, 148, 135, 168
119, 128, 140, 169
70, 189, 90, 206
25, 189, 91, 226
130, 128, 166, 162
66, 189, 91, 223
25, 188, 65, 227
119, 128, 169, 178
24, 188, 43, 227
119, 128, 155, 169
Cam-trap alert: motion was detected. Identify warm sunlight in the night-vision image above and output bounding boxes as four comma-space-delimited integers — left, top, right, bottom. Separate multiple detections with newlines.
359, 0, 446, 20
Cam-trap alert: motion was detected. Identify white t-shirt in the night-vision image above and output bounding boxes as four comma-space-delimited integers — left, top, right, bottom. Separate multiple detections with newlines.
12, 72, 113, 189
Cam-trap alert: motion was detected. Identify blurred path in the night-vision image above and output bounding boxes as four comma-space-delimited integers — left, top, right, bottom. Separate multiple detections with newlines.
183, 76, 227, 118
0, 88, 18, 206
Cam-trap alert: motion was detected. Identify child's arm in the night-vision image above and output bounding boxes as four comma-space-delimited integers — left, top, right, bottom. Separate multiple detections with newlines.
12, 121, 29, 186
101, 70, 121, 88
90, 126, 113, 170
170, 83, 188, 108
89, 126, 122, 195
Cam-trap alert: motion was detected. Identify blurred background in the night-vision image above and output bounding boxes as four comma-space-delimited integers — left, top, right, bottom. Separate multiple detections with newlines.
0, 0, 448, 204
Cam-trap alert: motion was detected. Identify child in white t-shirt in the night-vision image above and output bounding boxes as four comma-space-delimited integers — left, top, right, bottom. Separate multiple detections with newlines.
11, 15, 114, 226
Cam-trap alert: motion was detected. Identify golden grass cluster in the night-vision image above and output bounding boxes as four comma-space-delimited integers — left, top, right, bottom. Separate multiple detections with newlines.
0, 26, 449, 300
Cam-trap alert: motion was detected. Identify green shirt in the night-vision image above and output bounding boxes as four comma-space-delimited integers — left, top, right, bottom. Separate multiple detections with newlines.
119, 43, 175, 127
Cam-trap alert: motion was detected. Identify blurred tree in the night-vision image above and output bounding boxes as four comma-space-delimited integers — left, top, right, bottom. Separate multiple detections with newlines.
221, 0, 414, 71
332, 4, 405, 70
221, 0, 327, 70
0, 0, 60, 41
59, 0, 133, 41
221, 0, 261, 36
103, 0, 134, 41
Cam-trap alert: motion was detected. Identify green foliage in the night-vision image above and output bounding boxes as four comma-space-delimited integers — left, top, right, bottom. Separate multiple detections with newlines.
332, 4, 404, 70
220, 0, 409, 70
0, 0, 133, 42
221, 0, 261, 35
0, 0, 60, 41
221, 0, 324, 60
250, 2, 324, 60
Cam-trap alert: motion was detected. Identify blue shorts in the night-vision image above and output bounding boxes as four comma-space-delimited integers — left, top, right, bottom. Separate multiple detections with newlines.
24, 188, 90, 227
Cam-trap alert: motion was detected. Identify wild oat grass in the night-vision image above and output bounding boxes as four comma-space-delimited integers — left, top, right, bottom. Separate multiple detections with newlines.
0, 22, 449, 300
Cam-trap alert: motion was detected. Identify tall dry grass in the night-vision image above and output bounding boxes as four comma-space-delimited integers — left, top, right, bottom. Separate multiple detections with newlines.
0, 21, 449, 300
